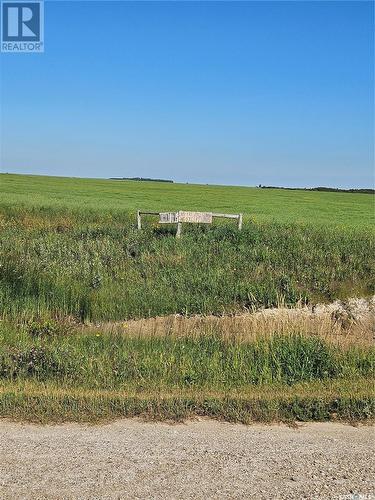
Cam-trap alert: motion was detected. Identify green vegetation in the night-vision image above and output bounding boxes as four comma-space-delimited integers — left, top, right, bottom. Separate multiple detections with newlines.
1, 173, 374, 227
0, 210, 373, 322
2, 381, 373, 423
0, 173, 374, 422
0, 174, 374, 322
2, 322, 373, 388
0, 322, 373, 422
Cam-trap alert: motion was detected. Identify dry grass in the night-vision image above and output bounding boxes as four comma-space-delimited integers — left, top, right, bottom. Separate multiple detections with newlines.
1, 377, 374, 423
85, 296, 375, 347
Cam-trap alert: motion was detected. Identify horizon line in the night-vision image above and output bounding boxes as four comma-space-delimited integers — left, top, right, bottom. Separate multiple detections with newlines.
1, 171, 374, 193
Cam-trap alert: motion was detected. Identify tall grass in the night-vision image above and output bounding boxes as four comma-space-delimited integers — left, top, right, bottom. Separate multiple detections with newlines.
1, 322, 373, 390
0, 322, 373, 422
0, 178, 373, 423
0, 208, 373, 322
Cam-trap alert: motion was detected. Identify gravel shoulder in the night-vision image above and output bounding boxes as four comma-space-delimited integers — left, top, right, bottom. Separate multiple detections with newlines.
0, 419, 374, 500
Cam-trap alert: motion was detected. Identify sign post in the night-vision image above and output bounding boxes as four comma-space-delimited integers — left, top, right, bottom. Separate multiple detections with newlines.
136, 210, 243, 237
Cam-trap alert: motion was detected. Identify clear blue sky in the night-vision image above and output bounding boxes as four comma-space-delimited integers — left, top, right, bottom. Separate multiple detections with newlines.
1, 1, 374, 188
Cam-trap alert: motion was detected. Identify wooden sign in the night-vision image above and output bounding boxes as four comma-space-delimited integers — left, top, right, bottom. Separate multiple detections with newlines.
178, 211, 213, 224
159, 212, 178, 224
137, 209, 242, 237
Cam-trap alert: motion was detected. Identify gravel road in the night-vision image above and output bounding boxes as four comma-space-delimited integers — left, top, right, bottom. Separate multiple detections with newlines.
0, 420, 374, 499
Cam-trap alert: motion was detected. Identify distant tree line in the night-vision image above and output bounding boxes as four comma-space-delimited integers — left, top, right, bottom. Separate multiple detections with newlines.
110, 177, 173, 183
257, 185, 374, 194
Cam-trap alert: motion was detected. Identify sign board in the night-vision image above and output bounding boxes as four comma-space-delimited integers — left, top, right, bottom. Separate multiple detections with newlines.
178, 211, 213, 224
138, 209, 241, 237
159, 212, 178, 224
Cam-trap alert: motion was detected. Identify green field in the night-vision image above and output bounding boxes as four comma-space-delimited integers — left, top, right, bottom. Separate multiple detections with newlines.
1, 173, 373, 227
0, 173, 374, 423
0, 173, 374, 321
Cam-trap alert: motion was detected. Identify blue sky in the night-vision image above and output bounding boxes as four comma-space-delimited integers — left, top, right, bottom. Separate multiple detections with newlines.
1, 1, 374, 188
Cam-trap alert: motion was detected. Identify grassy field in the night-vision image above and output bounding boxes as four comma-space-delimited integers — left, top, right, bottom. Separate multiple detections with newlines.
1, 173, 374, 227
1, 210, 374, 322
0, 173, 374, 422
0, 174, 374, 321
